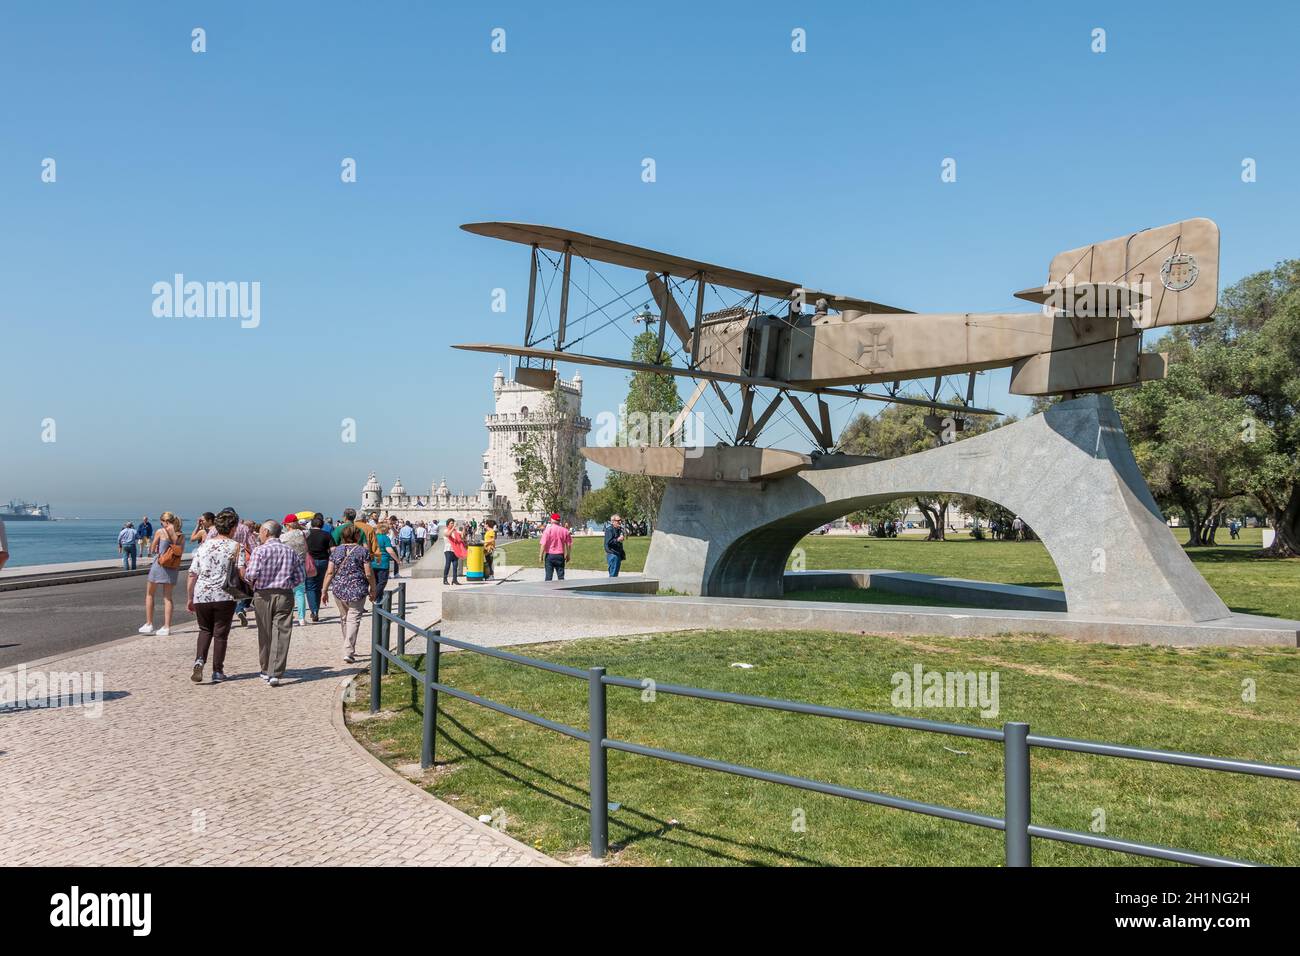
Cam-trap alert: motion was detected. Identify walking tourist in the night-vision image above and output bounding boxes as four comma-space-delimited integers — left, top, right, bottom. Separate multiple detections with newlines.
185, 509, 245, 684
304, 513, 332, 623
136, 515, 153, 554
540, 512, 572, 581
321, 524, 377, 664
604, 514, 626, 577
139, 512, 183, 635
414, 520, 427, 558
442, 518, 463, 585
372, 520, 399, 594
117, 521, 138, 570
233, 515, 258, 626
483, 519, 497, 580
398, 520, 415, 562
281, 514, 310, 626
241, 520, 304, 686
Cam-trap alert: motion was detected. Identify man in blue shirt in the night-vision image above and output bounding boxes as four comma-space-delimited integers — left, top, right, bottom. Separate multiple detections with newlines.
603, 514, 626, 577
117, 522, 138, 570
136, 516, 153, 556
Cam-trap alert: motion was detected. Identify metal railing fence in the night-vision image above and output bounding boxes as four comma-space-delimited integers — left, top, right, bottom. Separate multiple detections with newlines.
367, 585, 1299, 867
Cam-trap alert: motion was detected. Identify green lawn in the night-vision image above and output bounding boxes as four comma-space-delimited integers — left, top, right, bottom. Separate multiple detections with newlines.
347, 628, 1300, 867
502, 529, 1300, 621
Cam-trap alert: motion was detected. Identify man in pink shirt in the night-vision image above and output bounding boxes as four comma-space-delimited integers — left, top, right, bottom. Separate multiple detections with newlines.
538, 512, 572, 581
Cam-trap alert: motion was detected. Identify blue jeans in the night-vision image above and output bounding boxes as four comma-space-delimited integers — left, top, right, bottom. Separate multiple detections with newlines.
606, 552, 622, 577
443, 553, 459, 584
544, 553, 566, 581
304, 557, 328, 616
122, 545, 137, 570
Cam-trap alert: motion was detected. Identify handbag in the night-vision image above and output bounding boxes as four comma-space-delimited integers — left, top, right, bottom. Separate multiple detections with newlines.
224, 542, 254, 600
157, 533, 184, 570
303, 551, 317, 578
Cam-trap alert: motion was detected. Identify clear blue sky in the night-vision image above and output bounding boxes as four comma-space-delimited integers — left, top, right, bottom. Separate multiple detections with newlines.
2, 1, 1296, 519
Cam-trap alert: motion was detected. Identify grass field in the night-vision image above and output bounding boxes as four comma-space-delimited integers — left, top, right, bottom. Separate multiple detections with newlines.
501, 528, 1300, 621
347, 627, 1300, 866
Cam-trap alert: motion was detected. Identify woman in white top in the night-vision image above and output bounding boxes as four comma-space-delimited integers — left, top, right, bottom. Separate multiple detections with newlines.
185, 509, 247, 684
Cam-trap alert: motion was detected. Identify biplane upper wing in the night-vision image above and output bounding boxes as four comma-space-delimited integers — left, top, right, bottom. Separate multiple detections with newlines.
461, 222, 911, 313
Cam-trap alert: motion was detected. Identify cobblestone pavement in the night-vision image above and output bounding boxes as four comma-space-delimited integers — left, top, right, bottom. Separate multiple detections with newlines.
0, 570, 562, 866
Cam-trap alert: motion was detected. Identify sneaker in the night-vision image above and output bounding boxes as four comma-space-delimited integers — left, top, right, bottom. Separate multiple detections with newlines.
344, 653, 356, 664
310, 613, 320, 623
190, 660, 204, 683
259, 672, 269, 682
156, 627, 170, 636
237, 612, 248, 627
211, 671, 227, 683
137, 624, 155, 635
268, 677, 280, 687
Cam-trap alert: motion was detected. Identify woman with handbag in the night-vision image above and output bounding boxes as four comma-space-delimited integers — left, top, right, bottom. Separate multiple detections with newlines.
184, 509, 247, 683
140, 512, 184, 636
320, 524, 377, 664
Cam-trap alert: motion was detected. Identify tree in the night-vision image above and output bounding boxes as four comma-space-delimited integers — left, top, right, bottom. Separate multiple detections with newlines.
511, 386, 585, 520
578, 483, 623, 524
839, 400, 1007, 540
1107, 261, 1299, 553
607, 328, 683, 529
846, 501, 908, 536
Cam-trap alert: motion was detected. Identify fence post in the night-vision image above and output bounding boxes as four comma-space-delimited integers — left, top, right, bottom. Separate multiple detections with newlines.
421, 630, 441, 770
1003, 721, 1031, 867
369, 599, 381, 714
380, 589, 393, 676
397, 581, 406, 655
588, 666, 608, 859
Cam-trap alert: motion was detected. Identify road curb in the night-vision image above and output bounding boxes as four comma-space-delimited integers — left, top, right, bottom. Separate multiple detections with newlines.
0, 561, 193, 593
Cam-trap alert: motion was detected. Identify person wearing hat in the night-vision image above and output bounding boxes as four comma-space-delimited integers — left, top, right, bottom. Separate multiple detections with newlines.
538, 512, 572, 582
280, 514, 311, 626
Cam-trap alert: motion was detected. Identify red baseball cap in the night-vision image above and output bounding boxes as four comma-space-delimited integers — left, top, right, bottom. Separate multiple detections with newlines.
550, 513, 561, 522
283, 514, 298, 525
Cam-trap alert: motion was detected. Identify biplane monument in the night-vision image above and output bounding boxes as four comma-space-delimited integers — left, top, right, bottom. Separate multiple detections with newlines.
450, 218, 1294, 644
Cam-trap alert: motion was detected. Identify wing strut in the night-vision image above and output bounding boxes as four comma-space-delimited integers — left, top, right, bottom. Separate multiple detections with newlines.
556, 242, 572, 349
524, 244, 538, 348
787, 393, 833, 450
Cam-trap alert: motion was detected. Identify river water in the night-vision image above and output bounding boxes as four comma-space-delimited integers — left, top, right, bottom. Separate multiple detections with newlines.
1, 519, 164, 568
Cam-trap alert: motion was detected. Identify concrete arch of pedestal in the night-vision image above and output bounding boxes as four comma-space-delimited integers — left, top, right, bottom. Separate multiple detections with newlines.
643, 395, 1231, 624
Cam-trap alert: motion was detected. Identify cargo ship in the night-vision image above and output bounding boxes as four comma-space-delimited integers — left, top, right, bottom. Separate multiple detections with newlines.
2, 500, 52, 521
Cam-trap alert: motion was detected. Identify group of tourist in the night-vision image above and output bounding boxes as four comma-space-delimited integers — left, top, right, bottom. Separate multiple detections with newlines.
121, 507, 514, 687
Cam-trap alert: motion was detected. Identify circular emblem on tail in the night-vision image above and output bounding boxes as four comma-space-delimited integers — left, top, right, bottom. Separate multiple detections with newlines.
1160, 253, 1199, 291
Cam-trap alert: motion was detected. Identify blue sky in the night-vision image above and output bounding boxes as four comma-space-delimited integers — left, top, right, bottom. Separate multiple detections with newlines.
1, 1, 1296, 519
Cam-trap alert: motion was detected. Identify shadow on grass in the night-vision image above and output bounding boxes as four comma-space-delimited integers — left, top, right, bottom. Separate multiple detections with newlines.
428, 703, 836, 866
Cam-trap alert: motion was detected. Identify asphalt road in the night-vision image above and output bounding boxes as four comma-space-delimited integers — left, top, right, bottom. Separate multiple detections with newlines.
0, 574, 199, 668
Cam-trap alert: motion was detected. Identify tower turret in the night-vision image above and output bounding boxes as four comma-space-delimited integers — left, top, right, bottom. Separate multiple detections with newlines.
362, 472, 382, 511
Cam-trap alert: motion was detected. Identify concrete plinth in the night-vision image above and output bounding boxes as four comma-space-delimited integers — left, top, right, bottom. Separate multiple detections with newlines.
644, 395, 1230, 625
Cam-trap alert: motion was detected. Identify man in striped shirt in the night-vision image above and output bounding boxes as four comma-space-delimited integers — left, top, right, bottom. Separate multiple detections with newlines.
243, 520, 305, 686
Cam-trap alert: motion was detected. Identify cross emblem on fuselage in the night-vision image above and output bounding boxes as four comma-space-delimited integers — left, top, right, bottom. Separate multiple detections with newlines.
858, 324, 894, 370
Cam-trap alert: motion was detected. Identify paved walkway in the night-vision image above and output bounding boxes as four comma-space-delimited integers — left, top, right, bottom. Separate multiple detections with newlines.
0, 568, 583, 866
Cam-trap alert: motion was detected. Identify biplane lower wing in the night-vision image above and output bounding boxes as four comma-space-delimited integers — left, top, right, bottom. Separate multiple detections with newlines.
451, 342, 1000, 417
